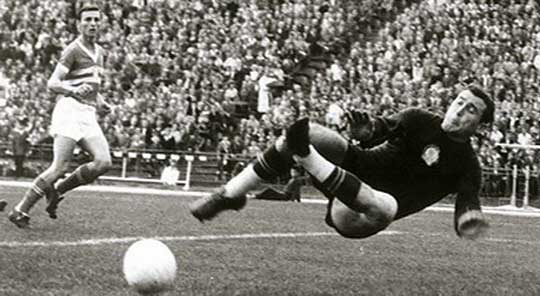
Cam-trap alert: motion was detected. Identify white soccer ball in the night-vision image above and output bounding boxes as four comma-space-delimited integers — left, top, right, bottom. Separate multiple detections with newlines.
123, 239, 177, 294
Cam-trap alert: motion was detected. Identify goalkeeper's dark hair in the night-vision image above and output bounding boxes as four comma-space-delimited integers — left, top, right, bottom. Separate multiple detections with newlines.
466, 84, 494, 124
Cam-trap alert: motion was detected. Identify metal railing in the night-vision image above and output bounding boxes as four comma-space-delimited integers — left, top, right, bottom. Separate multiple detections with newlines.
0, 143, 539, 207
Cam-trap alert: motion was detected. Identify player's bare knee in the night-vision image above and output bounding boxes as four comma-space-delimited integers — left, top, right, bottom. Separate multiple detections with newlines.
334, 211, 392, 239
49, 162, 71, 177
370, 208, 395, 230
93, 158, 112, 174
331, 196, 395, 239
375, 191, 398, 221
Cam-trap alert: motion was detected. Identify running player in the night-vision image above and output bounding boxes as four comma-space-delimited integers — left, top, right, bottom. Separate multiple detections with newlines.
190, 85, 493, 239
8, 4, 112, 228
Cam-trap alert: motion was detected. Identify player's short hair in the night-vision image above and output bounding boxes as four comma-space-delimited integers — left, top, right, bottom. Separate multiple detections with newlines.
77, 3, 100, 20
466, 84, 494, 124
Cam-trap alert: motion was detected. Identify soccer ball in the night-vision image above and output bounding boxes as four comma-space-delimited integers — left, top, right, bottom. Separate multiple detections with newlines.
123, 239, 177, 294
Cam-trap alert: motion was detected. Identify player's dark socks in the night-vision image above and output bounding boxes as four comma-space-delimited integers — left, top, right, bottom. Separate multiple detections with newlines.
252, 146, 294, 181
322, 167, 363, 211
51, 163, 102, 219
56, 164, 98, 194
286, 118, 310, 157
18, 177, 54, 213
45, 194, 64, 219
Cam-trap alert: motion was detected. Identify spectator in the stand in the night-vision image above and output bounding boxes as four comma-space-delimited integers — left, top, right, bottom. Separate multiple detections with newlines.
139, 118, 153, 147
325, 95, 345, 130
517, 127, 533, 146
224, 81, 239, 101
246, 140, 262, 158
489, 125, 505, 144
10, 117, 33, 178
257, 66, 278, 114
216, 135, 233, 180
129, 132, 145, 149
160, 158, 180, 186
159, 124, 177, 150
230, 135, 245, 154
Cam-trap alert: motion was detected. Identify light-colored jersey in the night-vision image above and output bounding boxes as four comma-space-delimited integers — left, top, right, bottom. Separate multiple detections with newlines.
58, 37, 105, 106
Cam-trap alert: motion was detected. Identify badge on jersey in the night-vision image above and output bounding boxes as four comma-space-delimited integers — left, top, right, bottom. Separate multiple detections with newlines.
422, 145, 440, 166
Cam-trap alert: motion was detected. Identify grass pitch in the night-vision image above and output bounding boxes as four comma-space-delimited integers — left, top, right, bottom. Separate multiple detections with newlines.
1, 184, 540, 296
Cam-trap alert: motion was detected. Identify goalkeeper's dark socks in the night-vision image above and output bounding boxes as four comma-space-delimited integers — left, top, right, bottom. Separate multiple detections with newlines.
252, 146, 294, 181
286, 118, 310, 157
223, 145, 295, 199
224, 145, 294, 199
295, 146, 363, 211
321, 167, 362, 211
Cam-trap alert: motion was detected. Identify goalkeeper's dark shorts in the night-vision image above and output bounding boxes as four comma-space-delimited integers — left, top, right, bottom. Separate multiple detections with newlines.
313, 144, 448, 220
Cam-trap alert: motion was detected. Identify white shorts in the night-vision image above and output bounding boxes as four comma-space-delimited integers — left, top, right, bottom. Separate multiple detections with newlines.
50, 96, 104, 142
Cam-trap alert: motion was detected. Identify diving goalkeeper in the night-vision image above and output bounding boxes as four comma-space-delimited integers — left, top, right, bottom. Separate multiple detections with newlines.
191, 84, 492, 240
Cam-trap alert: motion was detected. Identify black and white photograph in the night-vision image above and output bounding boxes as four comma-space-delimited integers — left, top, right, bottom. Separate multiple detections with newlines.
1, 0, 540, 295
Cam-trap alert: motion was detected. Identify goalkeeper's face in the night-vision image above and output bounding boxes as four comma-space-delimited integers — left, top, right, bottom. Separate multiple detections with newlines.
441, 90, 487, 140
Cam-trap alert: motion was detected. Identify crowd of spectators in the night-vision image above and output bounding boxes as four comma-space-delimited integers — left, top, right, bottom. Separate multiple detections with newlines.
357, 0, 540, 174
1, 0, 540, 179
0, 0, 410, 156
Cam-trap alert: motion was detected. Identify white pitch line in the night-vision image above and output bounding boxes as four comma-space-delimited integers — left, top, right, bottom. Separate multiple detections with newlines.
0, 231, 407, 248
0, 232, 340, 248
1, 230, 540, 248
486, 237, 540, 245
424, 205, 540, 218
2, 180, 540, 217
0, 179, 207, 197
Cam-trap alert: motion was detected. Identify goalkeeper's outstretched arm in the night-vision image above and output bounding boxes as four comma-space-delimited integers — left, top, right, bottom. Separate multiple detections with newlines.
454, 158, 489, 240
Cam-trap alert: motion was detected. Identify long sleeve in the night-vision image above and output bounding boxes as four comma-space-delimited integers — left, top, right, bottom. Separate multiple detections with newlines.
453, 155, 484, 236
361, 108, 434, 148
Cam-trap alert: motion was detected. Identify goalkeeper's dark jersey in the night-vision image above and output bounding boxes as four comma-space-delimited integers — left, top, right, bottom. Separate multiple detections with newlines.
342, 108, 482, 224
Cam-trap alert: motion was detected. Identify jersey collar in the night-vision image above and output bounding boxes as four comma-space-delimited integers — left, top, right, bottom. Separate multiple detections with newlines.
76, 37, 98, 63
